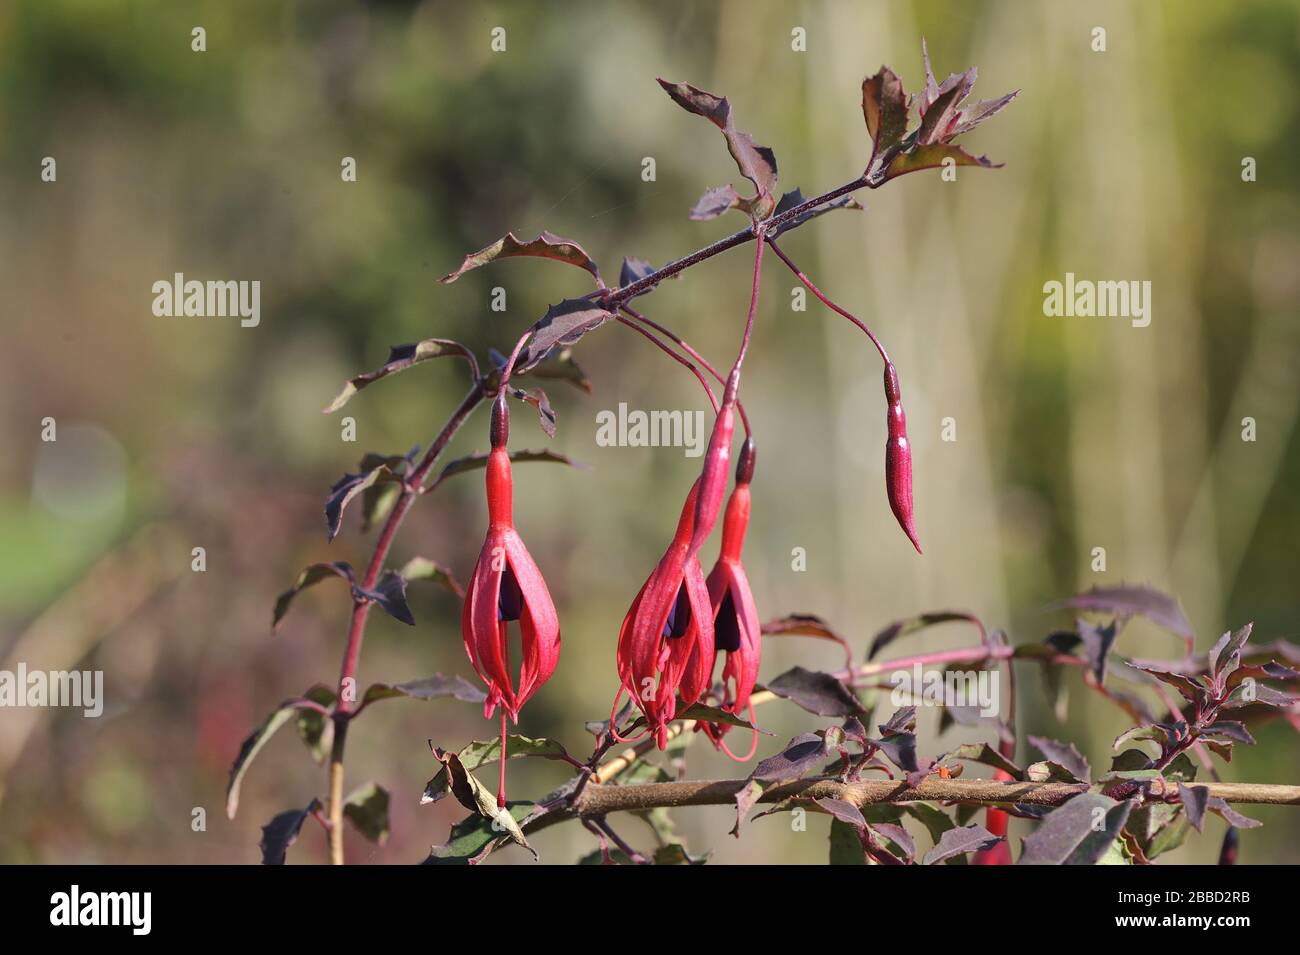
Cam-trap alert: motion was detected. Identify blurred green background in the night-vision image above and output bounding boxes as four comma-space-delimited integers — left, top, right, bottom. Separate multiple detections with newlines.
1, 0, 1297, 864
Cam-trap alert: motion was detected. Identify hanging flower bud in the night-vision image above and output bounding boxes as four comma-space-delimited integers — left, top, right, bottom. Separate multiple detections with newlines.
884, 361, 922, 554
688, 370, 739, 557
701, 437, 761, 754
462, 397, 561, 728
615, 481, 715, 749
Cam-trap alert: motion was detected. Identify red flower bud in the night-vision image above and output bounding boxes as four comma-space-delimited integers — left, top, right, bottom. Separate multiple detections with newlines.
884, 362, 921, 554
462, 404, 561, 726
688, 370, 739, 557
615, 481, 715, 749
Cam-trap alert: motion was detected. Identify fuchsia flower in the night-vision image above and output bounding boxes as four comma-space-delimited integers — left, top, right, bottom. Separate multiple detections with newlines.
701, 437, 761, 757
615, 480, 715, 750
462, 398, 561, 731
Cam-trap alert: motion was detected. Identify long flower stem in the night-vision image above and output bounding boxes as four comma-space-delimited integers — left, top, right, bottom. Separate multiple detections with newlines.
326, 380, 488, 864
765, 237, 890, 365
619, 305, 750, 434
615, 316, 719, 412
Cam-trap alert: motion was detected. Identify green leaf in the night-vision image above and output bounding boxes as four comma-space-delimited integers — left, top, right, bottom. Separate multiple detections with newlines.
361, 674, 486, 709
227, 703, 298, 818
653, 843, 710, 865
272, 561, 354, 631
829, 817, 867, 865
677, 701, 767, 731
324, 339, 476, 414
398, 556, 465, 599
343, 782, 390, 844
425, 803, 536, 865
439, 231, 601, 286
430, 749, 537, 860
295, 684, 335, 764
423, 734, 570, 804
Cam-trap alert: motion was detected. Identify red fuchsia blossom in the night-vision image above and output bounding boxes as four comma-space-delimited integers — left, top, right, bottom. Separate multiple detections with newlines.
462, 398, 561, 798
615, 480, 715, 750
701, 437, 761, 757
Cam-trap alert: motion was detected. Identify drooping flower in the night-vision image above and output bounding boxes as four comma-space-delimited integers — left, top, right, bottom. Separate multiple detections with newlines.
701, 438, 761, 754
462, 398, 561, 731
615, 480, 715, 749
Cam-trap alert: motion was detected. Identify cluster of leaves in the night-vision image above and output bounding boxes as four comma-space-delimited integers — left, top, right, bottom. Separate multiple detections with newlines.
241, 45, 1299, 866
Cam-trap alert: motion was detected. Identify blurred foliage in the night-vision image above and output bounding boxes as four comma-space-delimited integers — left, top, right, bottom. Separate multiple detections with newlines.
0, 0, 1296, 863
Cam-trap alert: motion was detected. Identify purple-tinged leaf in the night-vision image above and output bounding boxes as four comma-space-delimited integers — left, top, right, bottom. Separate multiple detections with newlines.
868, 610, 985, 660
362, 674, 487, 708
1204, 739, 1233, 764
1125, 661, 1206, 707
1199, 721, 1256, 746
260, 799, 321, 865
272, 562, 355, 630
325, 465, 404, 542
861, 66, 910, 167
324, 339, 477, 414
761, 614, 853, 667
689, 184, 743, 221
872, 733, 918, 774
1223, 682, 1298, 709
1058, 584, 1194, 646
361, 569, 415, 626
1210, 623, 1253, 681
619, 256, 655, 287
1017, 793, 1135, 865
870, 822, 916, 862
813, 797, 866, 830
515, 299, 615, 374
950, 90, 1019, 137
509, 385, 557, 438
923, 823, 1002, 865
431, 448, 587, 492
1180, 784, 1211, 832
879, 705, 918, 736
1078, 618, 1119, 685
752, 732, 830, 783
1028, 736, 1091, 783
439, 230, 602, 286
769, 188, 863, 237
764, 666, 864, 717
657, 78, 779, 211
730, 779, 766, 838
1207, 797, 1262, 830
